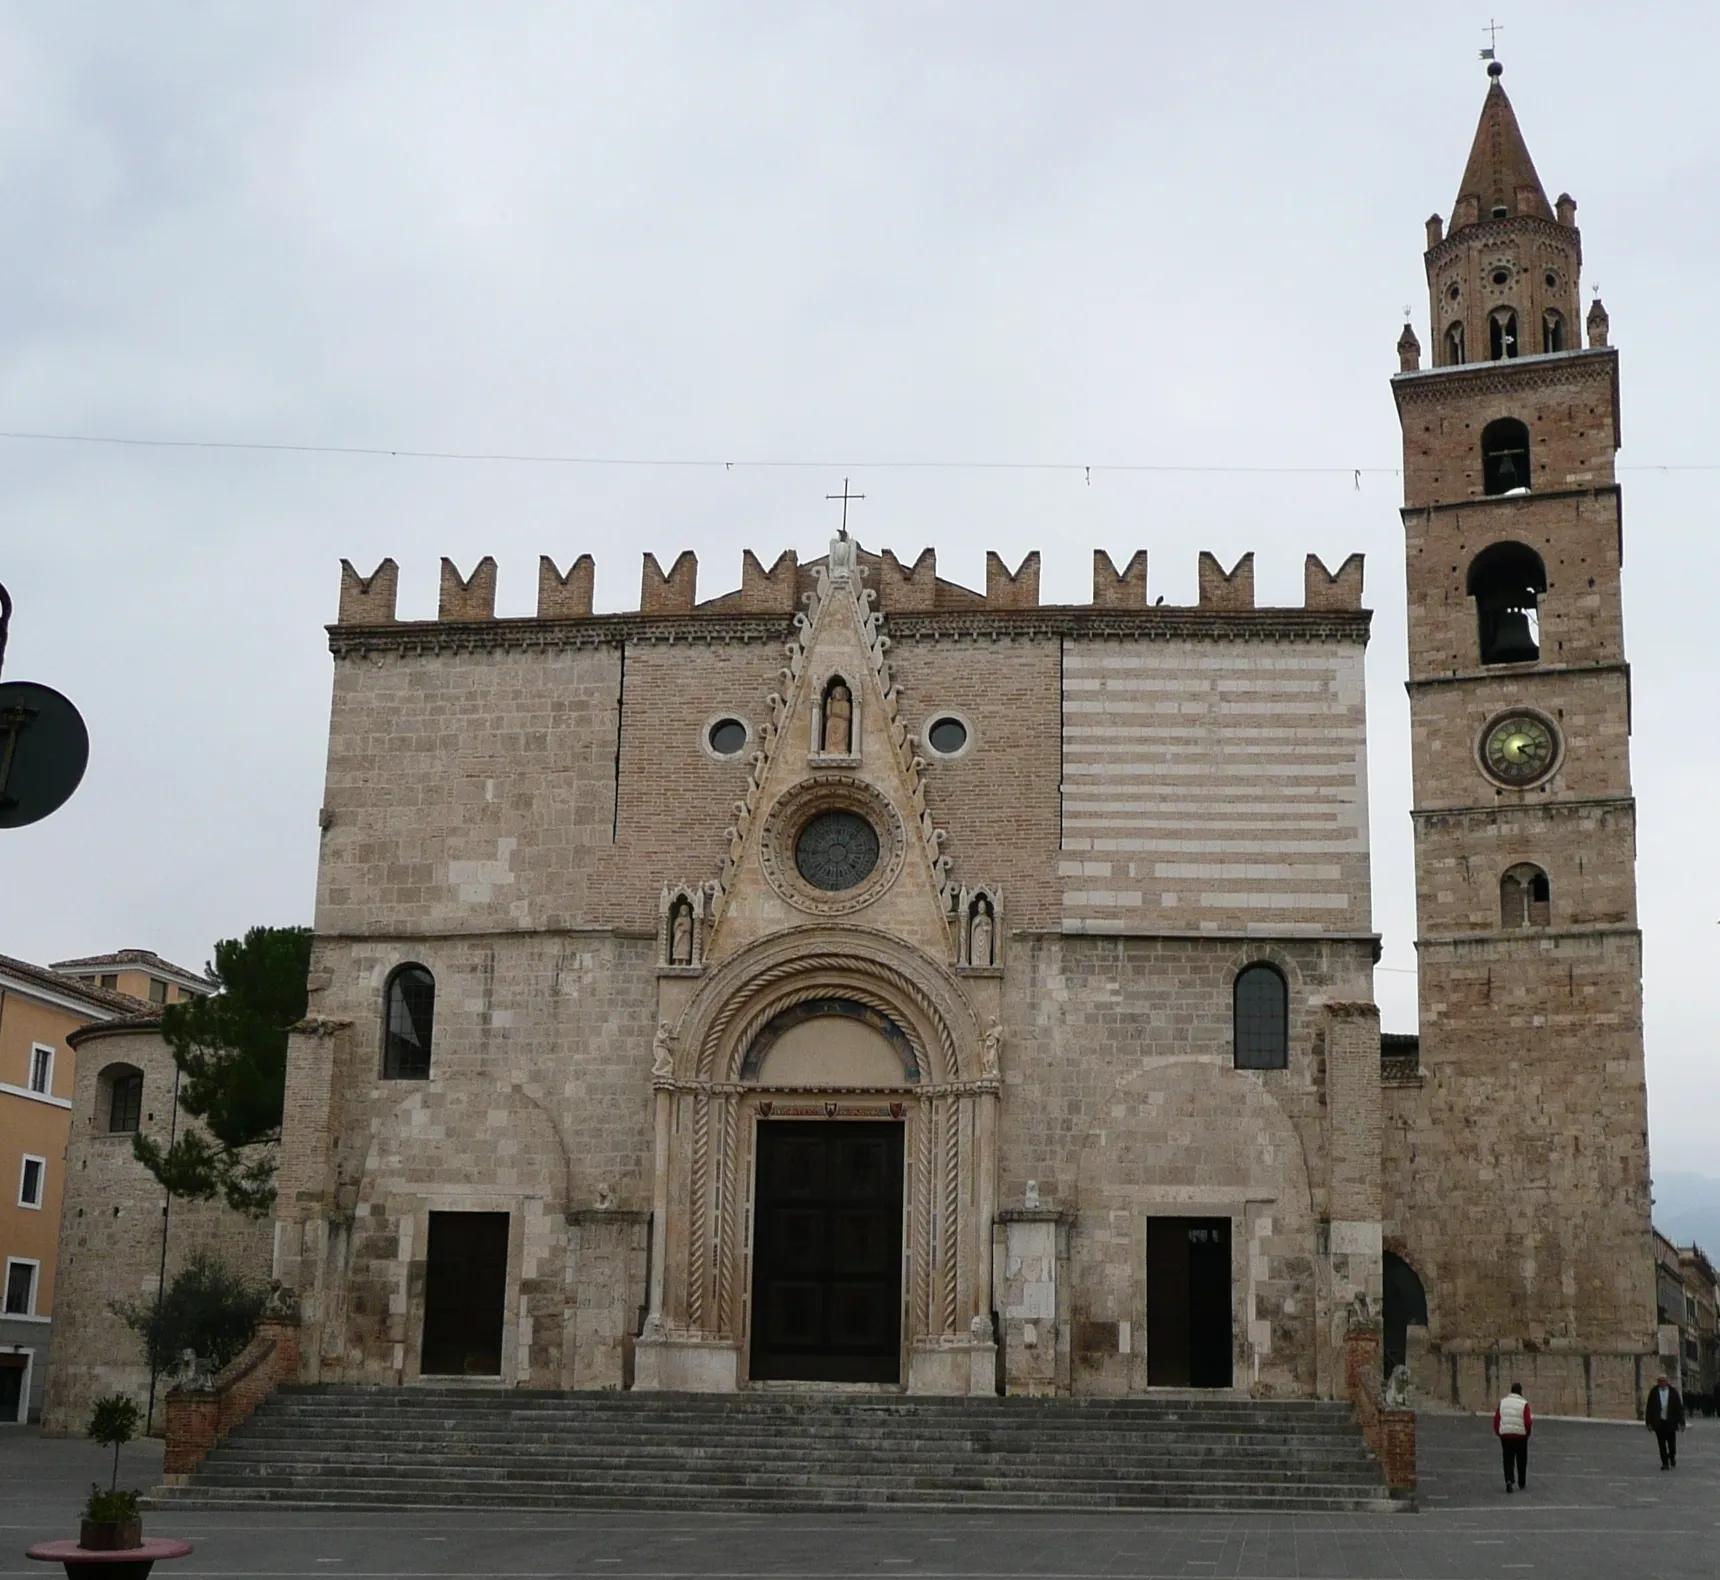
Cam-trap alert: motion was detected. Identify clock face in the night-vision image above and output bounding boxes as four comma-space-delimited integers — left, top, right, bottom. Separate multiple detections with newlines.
1482, 712, 1558, 786
794, 810, 881, 891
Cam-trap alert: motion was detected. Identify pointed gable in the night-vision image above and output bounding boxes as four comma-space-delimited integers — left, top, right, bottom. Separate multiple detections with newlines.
1452, 66, 1552, 230
704, 537, 955, 965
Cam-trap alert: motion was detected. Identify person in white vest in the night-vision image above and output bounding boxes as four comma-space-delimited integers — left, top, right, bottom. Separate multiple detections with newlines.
1493, 1382, 1533, 1493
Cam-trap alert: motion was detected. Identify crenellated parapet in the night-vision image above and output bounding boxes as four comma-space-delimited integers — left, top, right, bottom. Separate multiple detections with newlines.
330, 543, 1368, 627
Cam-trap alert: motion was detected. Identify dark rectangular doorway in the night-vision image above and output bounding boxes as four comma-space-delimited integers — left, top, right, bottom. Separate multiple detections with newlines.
0, 1355, 25, 1422
750, 1121, 904, 1384
1146, 1216, 1233, 1388
421, 1211, 510, 1377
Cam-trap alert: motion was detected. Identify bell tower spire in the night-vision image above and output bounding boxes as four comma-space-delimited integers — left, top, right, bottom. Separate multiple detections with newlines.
1423, 62, 1584, 368
1386, 64, 1656, 1414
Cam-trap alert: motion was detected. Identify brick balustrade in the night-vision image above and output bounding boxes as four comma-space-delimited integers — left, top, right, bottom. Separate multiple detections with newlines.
162, 1316, 300, 1479
1345, 1326, 1416, 1496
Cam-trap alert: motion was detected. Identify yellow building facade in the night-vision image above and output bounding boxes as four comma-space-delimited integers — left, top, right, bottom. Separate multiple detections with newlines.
0, 950, 207, 1423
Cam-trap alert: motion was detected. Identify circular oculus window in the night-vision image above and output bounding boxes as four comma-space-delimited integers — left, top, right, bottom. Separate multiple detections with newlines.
925, 716, 969, 756
794, 810, 881, 891
1479, 711, 1560, 787
1491, 267, 1512, 286
706, 717, 749, 757
758, 776, 907, 916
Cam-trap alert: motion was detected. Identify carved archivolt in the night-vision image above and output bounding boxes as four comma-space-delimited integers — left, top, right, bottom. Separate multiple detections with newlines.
671, 925, 982, 1087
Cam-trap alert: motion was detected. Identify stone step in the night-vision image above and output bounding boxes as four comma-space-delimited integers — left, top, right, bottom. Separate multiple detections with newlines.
162, 1386, 1395, 1514
228, 1430, 1369, 1451
154, 1484, 1396, 1514
213, 1437, 1377, 1466
194, 1455, 1381, 1486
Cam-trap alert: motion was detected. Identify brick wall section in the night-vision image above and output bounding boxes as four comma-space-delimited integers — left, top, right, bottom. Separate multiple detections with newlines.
42, 1026, 271, 1433
641, 551, 697, 613
1091, 551, 1149, 607
1061, 637, 1370, 935
1325, 1003, 1382, 1226
740, 550, 798, 613
1198, 552, 1254, 609
882, 631, 1064, 930
985, 552, 1040, 608
1304, 554, 1365, 611
439, 557, 498, 621
537, 555, 595, 618
337, 558, 398, 624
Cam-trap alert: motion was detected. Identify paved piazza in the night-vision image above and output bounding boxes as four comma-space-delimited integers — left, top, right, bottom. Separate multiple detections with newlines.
2, 1417, 1714, 1578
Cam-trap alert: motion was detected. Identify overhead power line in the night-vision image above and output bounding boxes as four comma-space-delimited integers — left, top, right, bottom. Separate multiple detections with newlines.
0, 427, 1713, 476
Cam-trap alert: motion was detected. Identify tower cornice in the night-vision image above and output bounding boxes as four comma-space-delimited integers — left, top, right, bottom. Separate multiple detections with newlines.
1392, 347, 1620, 449
1424, 213, 1578, 275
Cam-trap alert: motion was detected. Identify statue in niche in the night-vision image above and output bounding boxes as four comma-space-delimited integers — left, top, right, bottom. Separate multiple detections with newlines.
968, 895, 995, 967
669, 898, 694, 965
651, 1021, 675, 1081
823, 680, 853, 755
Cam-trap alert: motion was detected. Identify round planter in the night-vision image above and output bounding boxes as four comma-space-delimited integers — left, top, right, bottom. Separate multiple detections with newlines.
77, 1519, 142, 1552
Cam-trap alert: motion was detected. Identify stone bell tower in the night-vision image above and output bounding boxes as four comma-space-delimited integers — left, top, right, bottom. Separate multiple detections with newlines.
1385, 62, 1656, 1414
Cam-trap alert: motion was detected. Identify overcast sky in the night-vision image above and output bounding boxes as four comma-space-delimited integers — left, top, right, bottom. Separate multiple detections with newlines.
2, 3, 1715, 1173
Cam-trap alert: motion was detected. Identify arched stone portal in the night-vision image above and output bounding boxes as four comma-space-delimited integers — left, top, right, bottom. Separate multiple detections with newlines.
634, 926, 998, 1395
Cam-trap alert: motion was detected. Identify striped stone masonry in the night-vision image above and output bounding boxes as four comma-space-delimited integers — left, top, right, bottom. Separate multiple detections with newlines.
1060, 639, 1371, 936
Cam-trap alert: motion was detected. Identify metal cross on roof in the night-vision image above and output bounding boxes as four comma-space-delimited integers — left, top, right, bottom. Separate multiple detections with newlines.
825, 477, 865, 539
1480, 18, 1504, 59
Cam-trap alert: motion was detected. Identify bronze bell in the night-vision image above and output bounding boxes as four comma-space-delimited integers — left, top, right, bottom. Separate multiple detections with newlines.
1487, 609, 1539, 664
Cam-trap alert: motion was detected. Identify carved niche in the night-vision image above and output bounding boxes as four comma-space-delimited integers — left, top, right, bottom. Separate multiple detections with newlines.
659, 882, 716, 971
953, 885, 1003, 971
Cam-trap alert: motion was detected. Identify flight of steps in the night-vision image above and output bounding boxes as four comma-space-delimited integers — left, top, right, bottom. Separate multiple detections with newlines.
151, 1387, 1402, 1513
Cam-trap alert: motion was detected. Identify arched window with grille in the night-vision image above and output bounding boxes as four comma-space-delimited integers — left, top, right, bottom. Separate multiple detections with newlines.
1500, 864, 1551, 929
1233, 964, 1289, 1071
98, 1064, 144, 1133
383, 964, 436, 1080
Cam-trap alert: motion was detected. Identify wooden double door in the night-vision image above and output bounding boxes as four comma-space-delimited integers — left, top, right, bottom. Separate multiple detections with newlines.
750, 1121, 905, 1383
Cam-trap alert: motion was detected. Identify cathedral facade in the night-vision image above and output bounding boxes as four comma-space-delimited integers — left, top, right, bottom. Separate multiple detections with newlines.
272, 68, 1655, 1414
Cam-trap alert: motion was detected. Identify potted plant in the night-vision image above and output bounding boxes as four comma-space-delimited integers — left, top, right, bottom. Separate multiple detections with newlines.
81, 1396, 143, 1551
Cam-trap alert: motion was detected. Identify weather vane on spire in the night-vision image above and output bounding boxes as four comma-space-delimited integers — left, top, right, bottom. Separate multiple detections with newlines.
825, 477, 865, 540
1480, 18, 1504, 61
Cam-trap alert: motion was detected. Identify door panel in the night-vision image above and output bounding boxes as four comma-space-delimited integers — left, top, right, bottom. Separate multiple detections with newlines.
751, 1121, 904, 1383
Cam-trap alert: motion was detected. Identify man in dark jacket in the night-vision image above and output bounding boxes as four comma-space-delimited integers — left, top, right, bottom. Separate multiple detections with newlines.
1644, 1373, 1686, 1469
